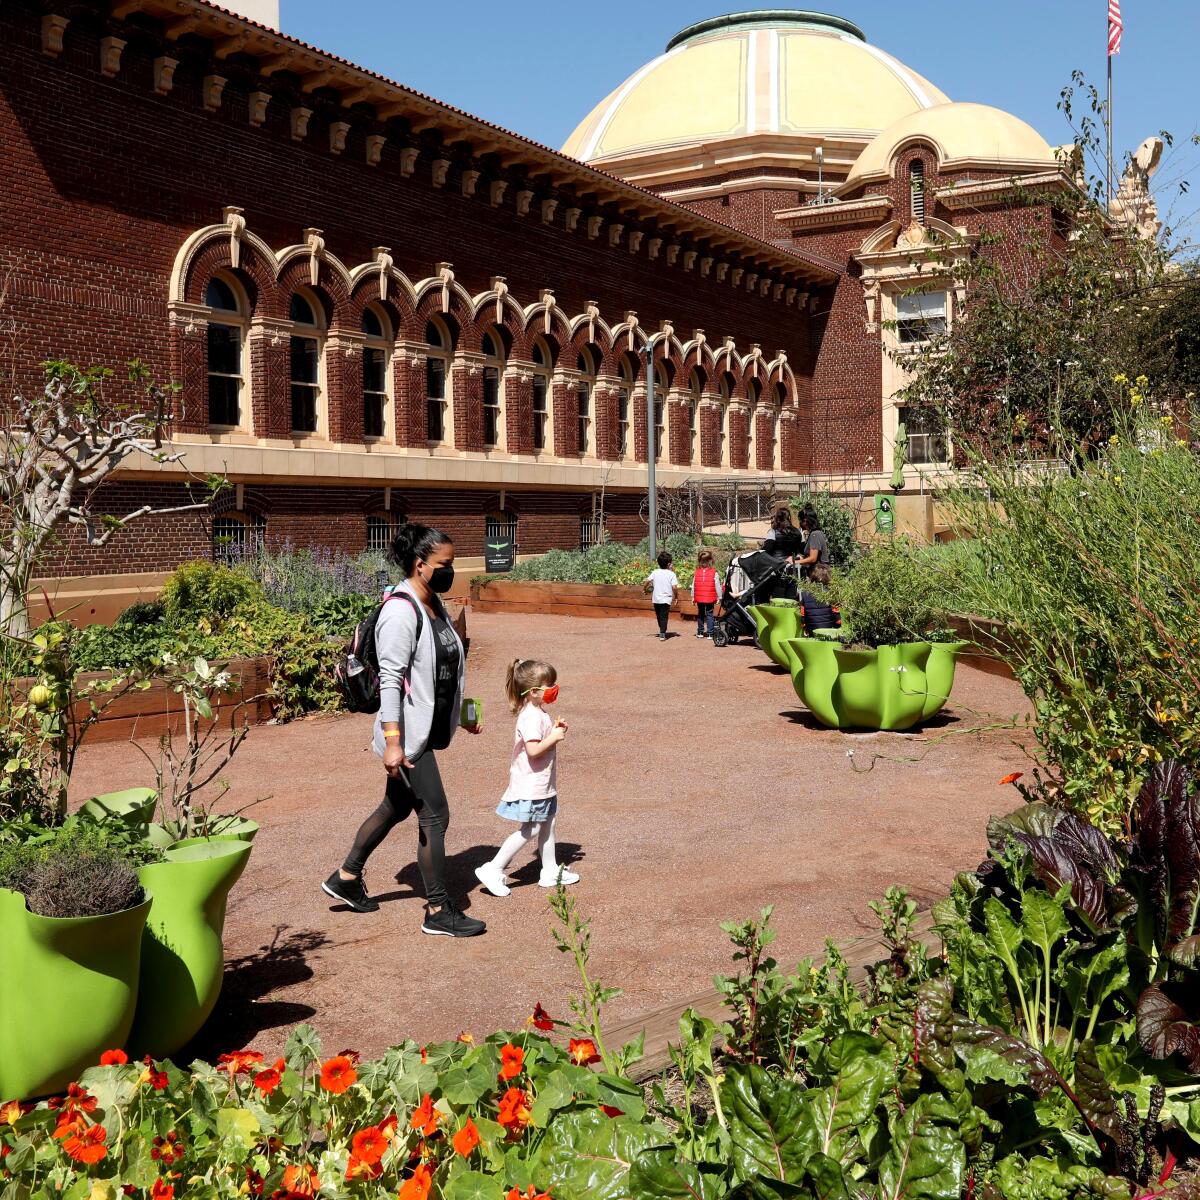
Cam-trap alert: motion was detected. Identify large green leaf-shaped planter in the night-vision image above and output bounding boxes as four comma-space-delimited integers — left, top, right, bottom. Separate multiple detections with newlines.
80, 786, 158, 827
781, 639, 968, 731
0, 888, 151, 1099
130, 837, 253, 1058
748, 603, 801, 667
145, 816, 259, 849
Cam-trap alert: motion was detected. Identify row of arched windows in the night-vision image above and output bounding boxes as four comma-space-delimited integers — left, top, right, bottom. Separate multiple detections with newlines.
202, 271, 787, 467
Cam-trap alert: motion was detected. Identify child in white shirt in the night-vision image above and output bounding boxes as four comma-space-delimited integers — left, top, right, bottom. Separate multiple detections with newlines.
474, 658, 578, 896
644, 551, 680, 641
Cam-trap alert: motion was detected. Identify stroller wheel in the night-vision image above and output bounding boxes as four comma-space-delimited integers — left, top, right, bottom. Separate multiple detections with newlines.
711, 624, 729, 647
727, 631, 739, 645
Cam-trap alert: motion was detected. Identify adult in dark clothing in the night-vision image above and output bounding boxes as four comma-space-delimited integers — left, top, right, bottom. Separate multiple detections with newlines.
800, 563, 841, 634
323, 523, 485, 936
763, 507, 802, 559
796, 506, 830, 580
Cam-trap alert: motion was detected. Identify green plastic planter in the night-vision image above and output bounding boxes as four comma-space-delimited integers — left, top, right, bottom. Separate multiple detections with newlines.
781, 639, 968, 731
145, 816, 259, 848
0, 888, 151, 1099
130, 837, 253, 1058
80, 786, 157, 826
748, 603, 801, 667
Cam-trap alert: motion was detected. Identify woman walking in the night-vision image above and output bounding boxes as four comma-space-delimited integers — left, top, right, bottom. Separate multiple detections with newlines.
323, 523, 485, 937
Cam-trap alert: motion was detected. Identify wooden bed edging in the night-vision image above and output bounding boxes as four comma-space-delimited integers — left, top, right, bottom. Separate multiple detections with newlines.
470, 579, 699, 621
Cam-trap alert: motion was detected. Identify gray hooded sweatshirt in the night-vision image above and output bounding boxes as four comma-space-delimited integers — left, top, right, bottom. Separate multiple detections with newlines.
372, 579, 465, 761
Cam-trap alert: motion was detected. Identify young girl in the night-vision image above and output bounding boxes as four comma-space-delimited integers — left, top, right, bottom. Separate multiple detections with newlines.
474, 658, 579, 897
691, 549, 720, 638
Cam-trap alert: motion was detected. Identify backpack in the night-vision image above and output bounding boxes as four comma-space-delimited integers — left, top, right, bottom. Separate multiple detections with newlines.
334, 590, 423, 714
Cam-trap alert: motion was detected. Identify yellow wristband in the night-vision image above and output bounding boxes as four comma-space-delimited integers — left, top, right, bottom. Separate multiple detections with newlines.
383, 731, 402, 740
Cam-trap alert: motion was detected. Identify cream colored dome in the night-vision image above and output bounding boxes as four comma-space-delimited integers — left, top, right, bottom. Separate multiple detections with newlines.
844, 102, 1058, 187
562, 10, 949, 165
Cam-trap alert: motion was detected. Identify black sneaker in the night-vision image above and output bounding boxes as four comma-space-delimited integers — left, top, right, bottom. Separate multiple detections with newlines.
322, 871, 379, 913
422, 902, 486, 937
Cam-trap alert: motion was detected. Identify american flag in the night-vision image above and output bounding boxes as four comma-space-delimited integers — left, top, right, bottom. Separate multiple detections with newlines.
1108, 0, 1124, 56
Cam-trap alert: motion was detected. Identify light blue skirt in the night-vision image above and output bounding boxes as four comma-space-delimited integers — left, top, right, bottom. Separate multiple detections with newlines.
496, 795, 558, 824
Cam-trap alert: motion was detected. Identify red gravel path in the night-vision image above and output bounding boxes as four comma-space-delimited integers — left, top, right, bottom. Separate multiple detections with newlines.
69, 612, 1034, 1061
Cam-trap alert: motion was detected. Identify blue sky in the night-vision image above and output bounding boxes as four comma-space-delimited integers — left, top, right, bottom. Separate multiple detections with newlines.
283, 1, 1198, 238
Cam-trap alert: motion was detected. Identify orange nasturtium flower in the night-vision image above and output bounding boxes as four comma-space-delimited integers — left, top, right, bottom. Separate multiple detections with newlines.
568, 1039, 601, 1067
507, 1187, 553, 1200
344, 1154, 382, 1182
281, 1163, 319, 1196
217, 1050, 264, 1076
497, 1086, 532, 1134
253, 1058, 286, 1095
410, 1093, 440, 1136
998, 772, 1024, 786
63, 1083, 97, 1114
456, 1031, 475, 1045
452, 1117, 481, 1158
150, 1180, 174, 1200
319, 1055, 358, 1094
398, 1162, 433, 1200
1, 1100, 28, 1125
60, 1123, 108, 1164
528, 1003, 555, 1032
499, 1043, 525, 1080
99, 1049, 128, 1066
351, 1125, 388, 1166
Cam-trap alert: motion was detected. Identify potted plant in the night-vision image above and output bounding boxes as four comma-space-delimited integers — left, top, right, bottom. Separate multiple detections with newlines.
782, 540, 967, 730
748, 597, 801, 667
0, 820, 154, 1097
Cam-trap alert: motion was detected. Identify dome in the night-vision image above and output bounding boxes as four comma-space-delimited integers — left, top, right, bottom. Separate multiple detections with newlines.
844, 102, 1058, 187
561, 10, 949, 166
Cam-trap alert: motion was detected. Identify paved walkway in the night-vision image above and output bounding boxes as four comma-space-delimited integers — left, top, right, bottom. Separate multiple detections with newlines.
70, 611, 1033, 1061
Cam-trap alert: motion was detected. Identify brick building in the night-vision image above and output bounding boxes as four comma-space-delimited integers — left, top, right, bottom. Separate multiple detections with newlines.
1, 2, 1074, 610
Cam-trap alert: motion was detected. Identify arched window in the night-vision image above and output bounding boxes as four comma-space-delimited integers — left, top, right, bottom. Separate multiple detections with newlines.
289, 291, 324, 435
576, 346, 596, 456
425, 318, 452, 443
485, 509, 518, 556
212, 513, 262, 566
771, 380, 787, 468
687, 367, 705, 464
531, 339, 552, 453
653, 362, 669, 461
205, 274, 246, 429
366, 513, 396, 552
617, 353, 636, 460
482, 328, 505, 449
718, 372, 734, 467
361, 305, 391, 440
909, 159, 925, 224
746, 377, 762, 469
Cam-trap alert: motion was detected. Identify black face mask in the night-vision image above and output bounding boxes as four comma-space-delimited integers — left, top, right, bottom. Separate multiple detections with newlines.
425, 564, 455, 594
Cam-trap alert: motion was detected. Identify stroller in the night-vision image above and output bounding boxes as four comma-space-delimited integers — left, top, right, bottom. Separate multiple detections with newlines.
711, 550, 797, 647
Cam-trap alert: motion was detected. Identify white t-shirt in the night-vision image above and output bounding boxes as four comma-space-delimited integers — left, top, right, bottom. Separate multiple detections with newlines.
502, 703, 557, 802
647, 569, 679, 605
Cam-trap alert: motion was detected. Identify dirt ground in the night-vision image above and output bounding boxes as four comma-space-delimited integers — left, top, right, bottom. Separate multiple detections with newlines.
69, 610, 1034, 1062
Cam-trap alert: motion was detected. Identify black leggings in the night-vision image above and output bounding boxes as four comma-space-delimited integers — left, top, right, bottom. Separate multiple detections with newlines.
342, 752, 449, 908
654, 603, 671, 635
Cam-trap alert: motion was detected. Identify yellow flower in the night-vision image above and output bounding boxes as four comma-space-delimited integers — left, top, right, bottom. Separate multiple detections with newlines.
1113, 475, 1123, 484
1179, 440, 1189, 449
1161, 415, 1175, 426
1108, 434, 1120, 444
1112, 373, 1128, 384
1136, 375, 1149, 387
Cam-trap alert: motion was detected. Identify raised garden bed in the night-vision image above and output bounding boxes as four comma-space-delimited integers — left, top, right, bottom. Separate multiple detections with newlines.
14, 656, 274, 744
471, 579, 699, 621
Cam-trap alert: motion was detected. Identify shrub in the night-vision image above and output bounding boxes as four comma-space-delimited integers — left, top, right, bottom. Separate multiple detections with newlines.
788, 491, 857, 568
115, 600, 165, 627
826, 536, 954, 647
0, 820, 144, 917
161, 562, 261, 623
238, 543, 386, 618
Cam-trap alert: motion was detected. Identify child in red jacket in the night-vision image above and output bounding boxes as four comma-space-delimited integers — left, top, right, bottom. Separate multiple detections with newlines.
691, 550, 720, 639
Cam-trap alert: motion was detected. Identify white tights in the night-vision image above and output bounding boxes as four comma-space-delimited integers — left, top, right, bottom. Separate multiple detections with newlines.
490, 817, 557, 875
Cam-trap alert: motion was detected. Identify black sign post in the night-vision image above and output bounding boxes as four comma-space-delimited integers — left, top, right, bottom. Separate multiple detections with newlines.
484, 535, 515, 573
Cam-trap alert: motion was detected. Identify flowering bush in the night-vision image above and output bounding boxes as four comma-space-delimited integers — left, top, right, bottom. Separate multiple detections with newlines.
0, 1019, 657, 1199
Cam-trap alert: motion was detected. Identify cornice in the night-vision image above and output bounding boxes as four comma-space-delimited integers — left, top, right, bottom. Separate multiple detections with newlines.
80, 0, 838, 286
933, 171, 1073, 210
774, 194, 894, 231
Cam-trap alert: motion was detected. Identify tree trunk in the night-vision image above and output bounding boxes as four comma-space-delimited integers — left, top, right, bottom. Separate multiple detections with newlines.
0, 547, 34, 641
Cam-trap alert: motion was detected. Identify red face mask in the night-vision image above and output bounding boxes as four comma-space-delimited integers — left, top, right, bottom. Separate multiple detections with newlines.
540, 685, 560, 704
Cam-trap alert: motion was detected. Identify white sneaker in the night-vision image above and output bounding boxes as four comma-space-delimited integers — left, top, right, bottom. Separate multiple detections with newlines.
539, 867, 581, 888
474, 863, 511, 897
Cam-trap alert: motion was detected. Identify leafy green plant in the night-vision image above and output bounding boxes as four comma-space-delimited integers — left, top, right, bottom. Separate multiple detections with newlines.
788, 491, 858, 569
161, 561, 262, 623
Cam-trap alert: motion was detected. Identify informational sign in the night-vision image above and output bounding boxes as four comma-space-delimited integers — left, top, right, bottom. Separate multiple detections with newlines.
874, 494, 896, 534
484, 535, 515, 573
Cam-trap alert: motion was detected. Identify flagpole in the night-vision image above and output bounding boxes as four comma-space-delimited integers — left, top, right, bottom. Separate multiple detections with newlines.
1106, 47, 1114, 208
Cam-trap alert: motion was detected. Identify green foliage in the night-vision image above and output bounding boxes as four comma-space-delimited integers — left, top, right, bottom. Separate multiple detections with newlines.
825, 537, 955, 648
161, 561, 261, 623
931, 411, 1200, 827
0, 817, 148, 917
787, 491, 858, 569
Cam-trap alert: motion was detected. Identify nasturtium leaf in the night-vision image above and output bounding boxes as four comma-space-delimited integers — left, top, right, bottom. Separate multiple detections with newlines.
119, 1132, 160, 1189
627, 1147, 726, 1200
216, 1106, 261, 1148
441, 1059, 498, 1107
284, 1022, 322, 1068
443, 1169, 504, 1200
721, 1063, 811, 1185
